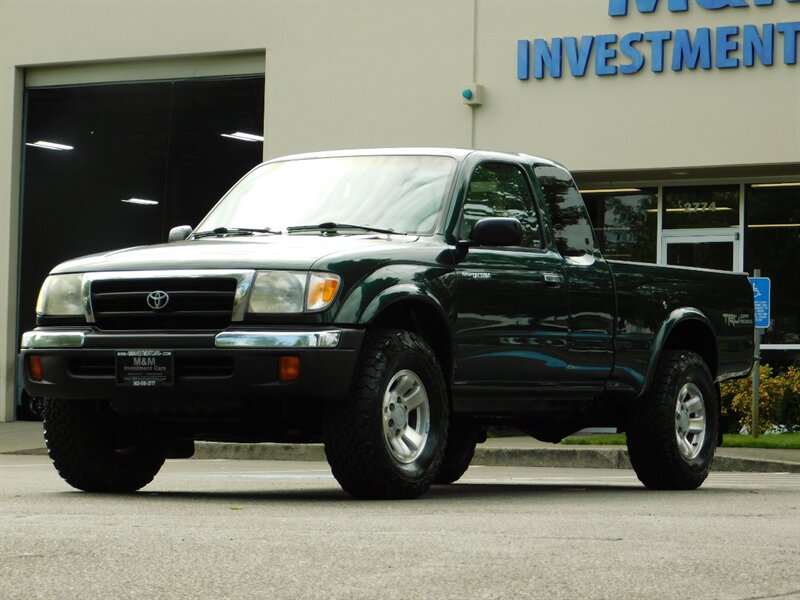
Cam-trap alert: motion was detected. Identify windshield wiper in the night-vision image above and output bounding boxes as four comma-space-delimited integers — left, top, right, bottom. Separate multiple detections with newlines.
286, 222, 401, 235
193, 226, 279, 239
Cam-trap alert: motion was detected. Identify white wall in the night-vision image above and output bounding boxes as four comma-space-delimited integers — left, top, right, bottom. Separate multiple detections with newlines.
474, 0, 800, 169
1, 0, 798, 419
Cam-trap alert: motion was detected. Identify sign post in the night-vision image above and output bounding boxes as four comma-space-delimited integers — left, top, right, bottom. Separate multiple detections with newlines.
749, 273, 771, 438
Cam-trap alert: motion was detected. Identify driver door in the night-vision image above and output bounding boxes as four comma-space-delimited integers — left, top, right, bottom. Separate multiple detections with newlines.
454, 162, 571, 402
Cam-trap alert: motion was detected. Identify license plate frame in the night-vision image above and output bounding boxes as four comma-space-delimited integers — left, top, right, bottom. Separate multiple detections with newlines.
115, 350, 174, 387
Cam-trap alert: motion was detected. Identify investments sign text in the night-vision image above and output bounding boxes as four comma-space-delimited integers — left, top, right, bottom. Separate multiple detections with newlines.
517, 0, 800, 79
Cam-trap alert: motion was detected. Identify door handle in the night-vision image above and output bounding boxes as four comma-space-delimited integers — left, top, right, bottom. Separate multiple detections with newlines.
542, 272, 564, 286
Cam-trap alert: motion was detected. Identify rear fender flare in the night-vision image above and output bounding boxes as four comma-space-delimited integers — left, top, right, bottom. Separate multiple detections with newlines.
639, 308, 718, 397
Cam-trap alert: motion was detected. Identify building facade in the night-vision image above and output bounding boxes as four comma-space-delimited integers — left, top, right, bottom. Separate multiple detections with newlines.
1, 0, 798, 420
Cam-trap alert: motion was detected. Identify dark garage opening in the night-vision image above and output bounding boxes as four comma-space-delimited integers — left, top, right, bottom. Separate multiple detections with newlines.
16, 75, 265, 417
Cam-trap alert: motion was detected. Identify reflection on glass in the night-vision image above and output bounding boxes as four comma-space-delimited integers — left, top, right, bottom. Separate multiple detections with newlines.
746, 184, 800, 345
461, 163, 542, 248
198, 155, 457, 235
663, 186, 739, 229
534, 165, 596, 256
584, 190, 657, 262
19, 77, 266, 339
666, 241, 733, 271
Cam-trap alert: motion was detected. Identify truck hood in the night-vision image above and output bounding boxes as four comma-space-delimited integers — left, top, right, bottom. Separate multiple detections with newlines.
51, 234, 421, 274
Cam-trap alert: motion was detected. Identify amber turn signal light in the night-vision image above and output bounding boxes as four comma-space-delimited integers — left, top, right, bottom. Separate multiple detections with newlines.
306, 273, 341, 311
28, 355, 43, 382
279, 356, 300, 382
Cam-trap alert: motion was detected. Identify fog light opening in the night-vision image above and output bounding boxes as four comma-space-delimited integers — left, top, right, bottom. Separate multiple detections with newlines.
28, 355, 43, 382
279, 356, 300, 382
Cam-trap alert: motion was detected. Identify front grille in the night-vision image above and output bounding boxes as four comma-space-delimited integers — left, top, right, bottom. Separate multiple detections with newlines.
91, 277, 237, 330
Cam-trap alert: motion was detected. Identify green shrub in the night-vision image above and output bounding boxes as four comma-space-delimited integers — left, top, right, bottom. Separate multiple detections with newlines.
719, 365, 800, 434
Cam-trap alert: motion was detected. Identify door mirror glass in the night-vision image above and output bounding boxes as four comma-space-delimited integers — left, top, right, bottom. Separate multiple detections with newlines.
470, 218, 523, 247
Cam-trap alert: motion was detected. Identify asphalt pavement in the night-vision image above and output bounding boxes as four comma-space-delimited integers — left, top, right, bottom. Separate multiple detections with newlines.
2, 420, 799, 473
4, 455, 799, 600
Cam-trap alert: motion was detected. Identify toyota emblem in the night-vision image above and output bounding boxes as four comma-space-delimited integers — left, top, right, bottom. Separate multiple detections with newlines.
146, 290, 170, 310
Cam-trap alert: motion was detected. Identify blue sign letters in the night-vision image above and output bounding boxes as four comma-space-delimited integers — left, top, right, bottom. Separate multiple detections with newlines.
610, 0, 795, 16
517, 0, 800, 80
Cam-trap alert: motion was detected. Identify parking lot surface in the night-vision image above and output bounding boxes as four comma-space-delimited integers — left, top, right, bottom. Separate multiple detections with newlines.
2, 456, 799, 600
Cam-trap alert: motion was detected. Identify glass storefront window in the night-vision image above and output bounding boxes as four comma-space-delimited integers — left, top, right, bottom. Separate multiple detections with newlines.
746, 184, 800, 346
663, 186, 739, 229
583, 189, 657, 262
666, 241, 734, 271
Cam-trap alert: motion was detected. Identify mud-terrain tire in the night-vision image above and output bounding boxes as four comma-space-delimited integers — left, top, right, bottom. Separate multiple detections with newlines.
627, 350, 718, 490
43, 398, 167, 492
324, 329, 448, 499
434, 420, 485, 484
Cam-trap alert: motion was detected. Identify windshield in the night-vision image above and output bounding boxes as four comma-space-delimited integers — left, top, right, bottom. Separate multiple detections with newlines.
196, 155, 457, 235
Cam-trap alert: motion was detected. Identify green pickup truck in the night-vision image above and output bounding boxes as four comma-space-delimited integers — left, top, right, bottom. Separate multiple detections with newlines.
20, 148, 755, 499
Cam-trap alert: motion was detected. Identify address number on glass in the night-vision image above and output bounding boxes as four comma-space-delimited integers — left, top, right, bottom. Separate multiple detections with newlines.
116, 350, 174, 387
681, 201, 717, 213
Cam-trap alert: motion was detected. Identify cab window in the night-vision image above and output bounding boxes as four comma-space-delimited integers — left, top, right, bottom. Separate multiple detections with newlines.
460, 162, 543, 249
534, 164, 597, 257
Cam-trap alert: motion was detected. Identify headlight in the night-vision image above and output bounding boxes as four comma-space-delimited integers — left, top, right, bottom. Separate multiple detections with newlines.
247, 271, 342, 314
36, 274, 84, 316
248, 271, 306, 313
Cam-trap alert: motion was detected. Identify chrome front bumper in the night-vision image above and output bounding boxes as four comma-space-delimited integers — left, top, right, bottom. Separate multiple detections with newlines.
21, 329, 343, 350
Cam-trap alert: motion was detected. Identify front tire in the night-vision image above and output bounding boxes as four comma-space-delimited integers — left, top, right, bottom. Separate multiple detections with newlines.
43, 399, 167, 492
627, 350, 718, 490
434, 420, 485, 484
324, 330, 448, 499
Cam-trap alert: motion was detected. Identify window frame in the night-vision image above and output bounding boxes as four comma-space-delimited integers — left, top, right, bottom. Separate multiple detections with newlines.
457, 160, 546, 251
531, 162, 600, 259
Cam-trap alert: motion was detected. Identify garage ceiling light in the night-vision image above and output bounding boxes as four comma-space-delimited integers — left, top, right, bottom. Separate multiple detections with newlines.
220, 131, 264, 142
750, 182, 800, 188
580, 188, 642, 194
121, 198, 159, 206
26, 140, 74, 151
645, 207, 735, 213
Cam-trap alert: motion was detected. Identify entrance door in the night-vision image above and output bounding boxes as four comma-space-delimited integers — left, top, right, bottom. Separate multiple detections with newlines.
661, 231, 740, 271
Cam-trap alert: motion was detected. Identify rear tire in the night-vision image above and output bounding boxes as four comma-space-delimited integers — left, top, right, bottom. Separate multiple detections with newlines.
627, 350, 718, 490
43, 398, 166, 492
324, 330, 448, 499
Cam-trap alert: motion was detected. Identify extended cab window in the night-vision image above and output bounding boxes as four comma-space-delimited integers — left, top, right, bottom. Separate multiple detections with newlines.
460, 163, 543, 248
534, 164, 597, 257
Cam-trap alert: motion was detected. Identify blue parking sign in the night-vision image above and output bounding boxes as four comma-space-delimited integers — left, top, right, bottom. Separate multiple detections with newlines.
749, 277, 771, 329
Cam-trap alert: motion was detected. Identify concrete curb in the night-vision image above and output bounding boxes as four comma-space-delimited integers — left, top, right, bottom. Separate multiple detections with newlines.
189, 442, 800, 474
473, 446, 632, 469
4, 433, 799, 473
711, 455, 800, 474
3, 447, 48, 456
193, 442, 327, 462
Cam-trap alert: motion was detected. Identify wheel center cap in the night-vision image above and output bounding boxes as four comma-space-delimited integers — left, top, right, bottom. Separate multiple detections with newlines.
392, 406, 407, 429
678, 410, 690, 432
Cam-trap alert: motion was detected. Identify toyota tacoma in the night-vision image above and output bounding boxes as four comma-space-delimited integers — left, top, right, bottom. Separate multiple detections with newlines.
20, 148, 755, 499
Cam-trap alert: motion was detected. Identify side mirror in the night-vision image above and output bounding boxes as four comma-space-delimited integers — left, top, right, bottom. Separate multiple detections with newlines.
470, 218, 523, 247
168, 225, 193, 243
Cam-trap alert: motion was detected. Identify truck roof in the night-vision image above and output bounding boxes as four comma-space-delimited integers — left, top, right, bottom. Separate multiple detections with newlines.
264, 147, 562, 169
